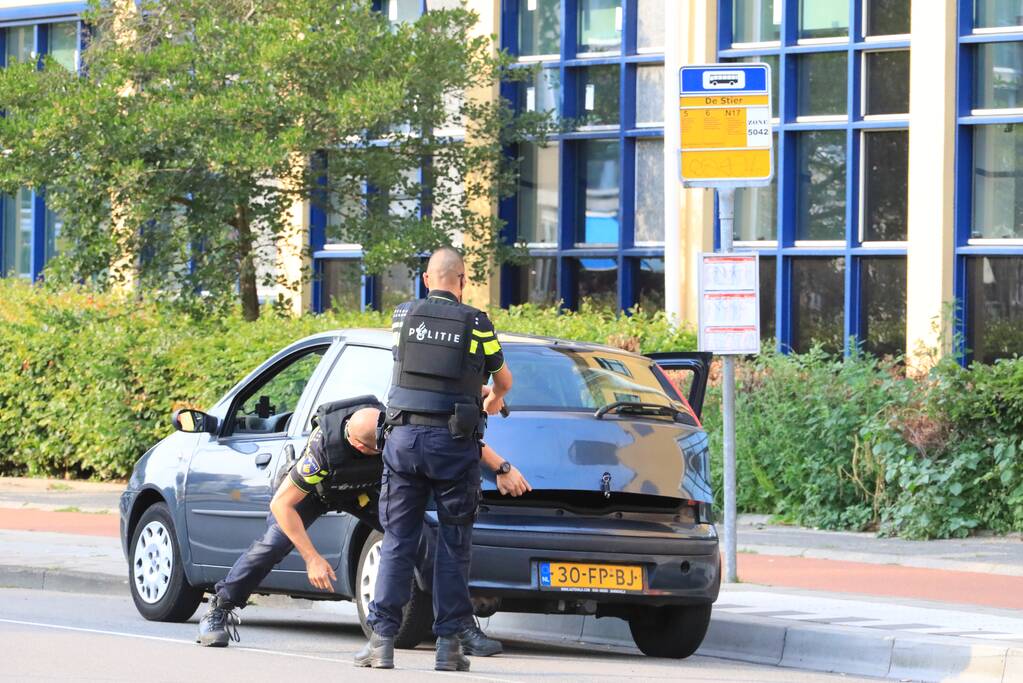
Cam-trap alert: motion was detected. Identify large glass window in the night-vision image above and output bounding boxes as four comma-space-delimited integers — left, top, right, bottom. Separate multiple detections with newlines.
578, 64, 619, 125
45, 205, 64, 264
975, 0, 1023, 29
791, 257, 846, 354
5, 26, 34, 64
320, 259, 363, 311
972, 123, 1023, 239
634, 138, 664, 243
862, 130, 908, 241
728, 54, 780, 117
974, 42, 1023, 110
733, 0, 780, 44
796, 130, 847, 240
636, 0, 665, 51
636, 258, 664, 311
515, 257, 559, 306
967, 257, 1023, 364
799, 0, 849, 39
49, 22, 78, 71
860, 258, 907, 358
384, 0, 420, 25
864, 51, 910, 115
798, 52, 848, 117
517, 141, 559, 244
635, 65, 664, 126
577, 257, 617, 308
578, 0, 622, 54
720, 1, 909, 355
866, 0, 910, 36
576, 139, 620, 244
520, 67, 561, 117
378, 263, 416, 311
519, 0, 562, 57
735, 135, 777, 241
2, 190, 33, 278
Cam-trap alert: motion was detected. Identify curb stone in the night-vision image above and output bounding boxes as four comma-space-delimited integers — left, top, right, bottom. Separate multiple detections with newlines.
3, 562, 1020, 683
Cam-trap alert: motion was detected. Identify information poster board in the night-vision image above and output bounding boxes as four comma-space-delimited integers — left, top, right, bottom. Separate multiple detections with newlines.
698, 253, 760, 355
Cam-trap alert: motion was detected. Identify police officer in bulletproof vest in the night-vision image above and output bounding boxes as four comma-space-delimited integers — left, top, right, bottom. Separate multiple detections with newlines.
356, 247, 513, 672
195, 394, 528, 648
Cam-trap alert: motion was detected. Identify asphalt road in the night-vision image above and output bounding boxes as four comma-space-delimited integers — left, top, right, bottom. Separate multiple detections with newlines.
0, 588, 883, 682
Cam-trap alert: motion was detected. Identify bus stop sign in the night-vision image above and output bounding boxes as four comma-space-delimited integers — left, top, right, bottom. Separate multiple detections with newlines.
679, 63, 773, 187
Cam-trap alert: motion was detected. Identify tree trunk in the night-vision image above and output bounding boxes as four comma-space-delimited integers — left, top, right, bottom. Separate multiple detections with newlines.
236, 203, 260, 321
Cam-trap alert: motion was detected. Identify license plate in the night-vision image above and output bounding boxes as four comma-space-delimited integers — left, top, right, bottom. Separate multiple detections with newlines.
538, 561, 644, 593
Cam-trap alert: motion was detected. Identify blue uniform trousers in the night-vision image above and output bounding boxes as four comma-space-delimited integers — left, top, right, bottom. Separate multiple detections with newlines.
214, 495, 329, 606
367, 424, 481, 638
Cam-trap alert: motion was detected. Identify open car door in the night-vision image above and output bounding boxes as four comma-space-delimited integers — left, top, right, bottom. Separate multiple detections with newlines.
646, 352, 712, 421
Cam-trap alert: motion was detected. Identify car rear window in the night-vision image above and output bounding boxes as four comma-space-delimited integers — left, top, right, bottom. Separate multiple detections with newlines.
502, 345, 681, 411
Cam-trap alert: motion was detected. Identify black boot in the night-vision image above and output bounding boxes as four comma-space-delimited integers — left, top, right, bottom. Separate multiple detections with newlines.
196, 595, 241, 647
354, 632, 395, 669
435, 635, 470, 672
456, 619, 503, 656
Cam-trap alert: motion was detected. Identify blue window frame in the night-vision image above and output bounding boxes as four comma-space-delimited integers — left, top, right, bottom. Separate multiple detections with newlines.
500, 0, 666, 311
955, 0, 1023, 363
0, 13, 82, 281
718, 0, 910, 356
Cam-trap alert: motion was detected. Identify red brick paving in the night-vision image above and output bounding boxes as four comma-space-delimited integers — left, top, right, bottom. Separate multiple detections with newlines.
738, 552, 1023, 610
3, 507, 1021, 611
0, 507, 118, 537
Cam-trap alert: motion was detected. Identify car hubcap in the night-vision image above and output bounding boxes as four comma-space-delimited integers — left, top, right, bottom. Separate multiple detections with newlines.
133, 520, 173, 604
359, 539, 383, 616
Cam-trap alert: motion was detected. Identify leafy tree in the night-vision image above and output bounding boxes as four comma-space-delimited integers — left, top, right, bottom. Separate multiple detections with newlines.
0, 0, 550, 319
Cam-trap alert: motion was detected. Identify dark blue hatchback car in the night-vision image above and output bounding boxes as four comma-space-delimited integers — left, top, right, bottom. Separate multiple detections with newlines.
120, 330, 718, 658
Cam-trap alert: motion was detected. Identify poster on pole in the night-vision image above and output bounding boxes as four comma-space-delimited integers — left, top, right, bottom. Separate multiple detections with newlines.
678, 63, 773, 188
698, 253, 760, 355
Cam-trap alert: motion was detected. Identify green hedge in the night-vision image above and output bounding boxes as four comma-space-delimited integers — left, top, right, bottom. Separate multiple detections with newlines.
2, 279, 1020, 539
701, 349, 1023, 539
0, 280, 693, 480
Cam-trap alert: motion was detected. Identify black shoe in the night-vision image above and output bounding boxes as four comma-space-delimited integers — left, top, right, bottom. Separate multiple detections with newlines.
196, 595, 241, 647
354, 632, 395, 669
456, 620, 503, 657
435, 635, 470, 672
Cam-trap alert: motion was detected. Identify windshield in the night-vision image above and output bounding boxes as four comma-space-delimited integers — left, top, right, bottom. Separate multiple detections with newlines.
502, 345, 681, 411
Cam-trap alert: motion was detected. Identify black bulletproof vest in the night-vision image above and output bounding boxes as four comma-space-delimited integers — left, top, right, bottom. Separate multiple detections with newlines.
311, 395, 385, 509
387, 297, 486, 415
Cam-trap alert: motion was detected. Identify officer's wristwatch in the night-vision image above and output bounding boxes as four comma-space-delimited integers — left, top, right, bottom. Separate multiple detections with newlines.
496, 461, 512, 476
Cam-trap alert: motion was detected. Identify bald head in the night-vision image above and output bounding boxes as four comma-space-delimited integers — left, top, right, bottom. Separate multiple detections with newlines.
423, 246, 466, 299
347, 408, 381, 454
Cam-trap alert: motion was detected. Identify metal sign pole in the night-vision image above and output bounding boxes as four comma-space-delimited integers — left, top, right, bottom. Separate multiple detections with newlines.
718, 187, 738, 584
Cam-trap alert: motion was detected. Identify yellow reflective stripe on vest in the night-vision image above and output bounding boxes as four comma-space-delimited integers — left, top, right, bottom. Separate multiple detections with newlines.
483, 339, 501, 356
472, 329, 495, 339
469, 339, 479, 354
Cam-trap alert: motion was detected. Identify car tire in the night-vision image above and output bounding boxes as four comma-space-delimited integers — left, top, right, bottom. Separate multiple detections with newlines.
355, 530, 434, 649
128, 502, 203, 622
628, 604, 712, 658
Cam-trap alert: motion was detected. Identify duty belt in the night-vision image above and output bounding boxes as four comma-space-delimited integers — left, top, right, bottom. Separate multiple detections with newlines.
402, 413, 451, 428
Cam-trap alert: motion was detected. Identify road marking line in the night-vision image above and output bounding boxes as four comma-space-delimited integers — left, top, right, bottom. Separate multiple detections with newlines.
0, 618, 517, 682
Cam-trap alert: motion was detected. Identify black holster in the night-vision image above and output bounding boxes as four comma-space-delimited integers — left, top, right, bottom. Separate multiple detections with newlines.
448, 402, 480, 441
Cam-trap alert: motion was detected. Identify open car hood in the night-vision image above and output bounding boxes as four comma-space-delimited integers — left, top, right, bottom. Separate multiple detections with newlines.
482, 411, 713, 504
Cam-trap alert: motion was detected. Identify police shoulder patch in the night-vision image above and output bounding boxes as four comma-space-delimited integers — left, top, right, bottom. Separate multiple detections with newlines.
299, 456, 319, 477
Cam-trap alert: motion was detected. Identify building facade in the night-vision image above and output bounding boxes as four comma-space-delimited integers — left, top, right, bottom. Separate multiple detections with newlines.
2, 0, 1022, 363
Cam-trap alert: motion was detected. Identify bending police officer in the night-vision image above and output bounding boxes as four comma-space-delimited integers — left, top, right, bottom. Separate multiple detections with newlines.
357, 247, 512, 672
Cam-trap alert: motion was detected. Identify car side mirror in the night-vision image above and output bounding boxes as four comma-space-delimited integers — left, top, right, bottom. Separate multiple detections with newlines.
172, 408, 218, 434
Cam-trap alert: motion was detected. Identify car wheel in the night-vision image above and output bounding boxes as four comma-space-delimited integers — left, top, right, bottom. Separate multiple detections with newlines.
355, 530, 434, 649
628, 604, 712, 658
128, 502, 203, 622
